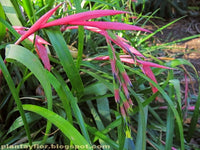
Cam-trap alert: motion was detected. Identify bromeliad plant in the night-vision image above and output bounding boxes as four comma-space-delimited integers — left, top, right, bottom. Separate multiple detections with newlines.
13, 4, 154, 117
12, 3, 171, 121
1, 1, 199, 150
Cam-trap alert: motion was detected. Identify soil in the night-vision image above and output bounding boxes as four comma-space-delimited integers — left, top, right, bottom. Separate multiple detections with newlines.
145, 16, 200, 74
144, 16, 200, 95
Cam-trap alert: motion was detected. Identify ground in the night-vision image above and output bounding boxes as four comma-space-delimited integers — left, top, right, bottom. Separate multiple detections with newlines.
146, 16, 200, 84
146, 16, 200, 58
145, 16, 200, 146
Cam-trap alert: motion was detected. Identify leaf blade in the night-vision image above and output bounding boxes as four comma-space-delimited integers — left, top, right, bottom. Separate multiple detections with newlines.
0, 55, 32, 146
45, 27, 84, 98
5, 44, 53, 143
22, 104, 92, 149
0, 3, 6, 42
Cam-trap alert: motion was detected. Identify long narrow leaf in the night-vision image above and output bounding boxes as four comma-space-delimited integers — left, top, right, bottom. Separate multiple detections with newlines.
46, 71, 73, 124
5, 44, 53, 143
45, 27, 84, 98
137, 16, 185, 45
22, 104, 92, 149
166, 71, 175, 150
52, 70, 91, 143
86, 124, 119, 149
187, 85, 200, 142
21, 0, 35, 24
0, 17, 20, 38
0, 3, 6, 42
129, 88, 147, 150
7, 112, 41, 134
76, 26, 84, 70
0, 0, 22, 26
0, 55, 32, 146
86, 101, 108, 147
9, 0, 26, 25
81, 69, 113, 92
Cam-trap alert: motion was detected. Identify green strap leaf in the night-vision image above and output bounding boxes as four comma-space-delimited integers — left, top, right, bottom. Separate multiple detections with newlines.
22, 104, 92, 150
137, 16, 185, 45
51, 70, 91, 144
165, 70, 175, 150
0, 17, 20, 38
187, 85, 200, 142
129, 88, 147, 150
46, 71, 73, 125
45, 27, 84, 98
5, 44, 53, 143
0, 0, 22, 26
0, 3, 6, 42
7, 112, 41, 134
167, 58, 197, 75
21, 0, 35, 24
0, 55, 32, 146
86, 124, 119, 149
76, 26, 84, 70
10, 0, 26, 25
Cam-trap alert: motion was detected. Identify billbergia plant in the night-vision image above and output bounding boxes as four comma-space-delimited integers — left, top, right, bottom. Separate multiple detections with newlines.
0, 0, 200, 150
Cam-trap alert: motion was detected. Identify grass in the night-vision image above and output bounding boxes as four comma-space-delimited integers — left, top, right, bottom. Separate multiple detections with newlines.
0, 0, 200, 150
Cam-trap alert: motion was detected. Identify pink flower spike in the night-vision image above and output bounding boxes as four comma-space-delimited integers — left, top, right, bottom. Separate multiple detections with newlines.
122, 82, 129, 99
123, 101, 130, 110
119, 55, 132, 58
34, 35, 51, 45
120, 57, 136, 64
141, 65, 158, 93
119, 40, 144, 57
110, 59, 116, 73
130, 16, 137, 19
114, 89, 120, 103
35, 42, 51, 71
68, 21, 151, 32
15, 3, 63, 44
187, 106, 200, 111
42, 10, 128, 28
162, 106, 199, 111
161, 141, 177, 150
120, 105, 126, 118
184, 73, 188, 108
159, 106, 168, 109
137, 60, 172, 69
66, 26, 145, 57
116, 35, 130, 43
66, 26, 144, 57
92, 55, 136, 64
66, 26, 104, 35
16, 30, 50, 45
93, 56, 110, 60
139, 60, 172, 95
128, 98, 133, 105
13, 27, 51, 71
122, 72, 132, 87
13, 26, 29, 31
